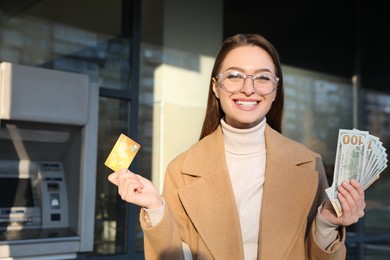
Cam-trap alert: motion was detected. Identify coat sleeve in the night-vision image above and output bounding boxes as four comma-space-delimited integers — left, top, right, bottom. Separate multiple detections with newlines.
140, 156, 187, 260
306, 155, 347, 259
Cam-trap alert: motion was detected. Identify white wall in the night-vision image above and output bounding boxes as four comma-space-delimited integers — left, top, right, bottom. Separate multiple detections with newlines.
151, 0, 223, 191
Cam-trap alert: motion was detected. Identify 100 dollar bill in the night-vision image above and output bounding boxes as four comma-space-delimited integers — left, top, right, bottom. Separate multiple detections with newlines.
326, 129, 368, 217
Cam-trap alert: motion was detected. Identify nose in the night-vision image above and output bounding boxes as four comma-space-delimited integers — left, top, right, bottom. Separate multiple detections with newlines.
241, 76, 255, 95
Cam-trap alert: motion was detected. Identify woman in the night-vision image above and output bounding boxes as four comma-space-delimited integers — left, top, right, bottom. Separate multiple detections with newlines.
108, 34, 365, 259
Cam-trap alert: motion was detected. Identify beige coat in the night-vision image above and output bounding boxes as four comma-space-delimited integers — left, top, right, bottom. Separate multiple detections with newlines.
141, 125, 346, 259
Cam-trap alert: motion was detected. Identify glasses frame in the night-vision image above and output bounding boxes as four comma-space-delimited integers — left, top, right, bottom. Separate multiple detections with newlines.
215, 70, 279, 96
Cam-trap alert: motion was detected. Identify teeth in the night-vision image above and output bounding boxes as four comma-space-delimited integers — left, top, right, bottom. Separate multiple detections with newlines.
236, 100, 257, 107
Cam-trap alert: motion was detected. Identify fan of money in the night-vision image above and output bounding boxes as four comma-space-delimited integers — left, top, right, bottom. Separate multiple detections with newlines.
325, 129, 388, 217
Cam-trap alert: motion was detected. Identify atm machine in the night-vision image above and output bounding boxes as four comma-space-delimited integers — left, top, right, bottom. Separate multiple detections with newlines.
0, 62, 99, 259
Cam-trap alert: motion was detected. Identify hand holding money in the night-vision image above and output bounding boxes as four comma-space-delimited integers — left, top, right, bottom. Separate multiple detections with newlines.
321, 179, 365, 226
326, 129, 388, 217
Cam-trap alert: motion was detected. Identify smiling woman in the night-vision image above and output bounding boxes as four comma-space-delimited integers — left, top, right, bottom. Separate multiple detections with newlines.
109, 33, 366, 260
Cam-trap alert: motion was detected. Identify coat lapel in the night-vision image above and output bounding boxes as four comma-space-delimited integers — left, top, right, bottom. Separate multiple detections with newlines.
178, 127, 245, 260
259, 126, 319, 259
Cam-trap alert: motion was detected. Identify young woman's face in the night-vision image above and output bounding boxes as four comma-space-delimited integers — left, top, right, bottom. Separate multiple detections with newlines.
212, 45, 278, 129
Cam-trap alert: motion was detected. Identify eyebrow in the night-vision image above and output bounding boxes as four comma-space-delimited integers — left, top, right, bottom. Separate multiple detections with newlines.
226, 66, 273, 74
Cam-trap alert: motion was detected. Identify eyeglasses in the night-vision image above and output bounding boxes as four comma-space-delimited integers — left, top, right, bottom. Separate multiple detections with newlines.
215, 70, 279, 95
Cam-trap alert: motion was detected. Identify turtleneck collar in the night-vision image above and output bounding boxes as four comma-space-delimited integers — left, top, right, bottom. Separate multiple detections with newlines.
221, 117, 266, 155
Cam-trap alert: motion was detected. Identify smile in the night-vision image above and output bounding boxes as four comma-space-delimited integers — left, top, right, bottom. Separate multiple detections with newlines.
235, 100, 258, 107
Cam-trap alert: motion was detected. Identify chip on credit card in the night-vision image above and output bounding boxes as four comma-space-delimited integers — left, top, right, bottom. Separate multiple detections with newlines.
104, 134, 141, 172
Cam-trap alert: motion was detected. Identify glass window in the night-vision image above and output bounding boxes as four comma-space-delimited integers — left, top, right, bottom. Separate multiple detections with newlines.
94, 97, 130, 255
0, 0, 131, 90
361, 90, 390, 251
282, 65, 354, 183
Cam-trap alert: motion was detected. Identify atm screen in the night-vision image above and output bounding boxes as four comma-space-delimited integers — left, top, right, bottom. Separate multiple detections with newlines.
0, 178, 34, 207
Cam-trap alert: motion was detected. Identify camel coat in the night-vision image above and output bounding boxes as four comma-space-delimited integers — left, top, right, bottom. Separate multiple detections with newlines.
140, 124, 346, 259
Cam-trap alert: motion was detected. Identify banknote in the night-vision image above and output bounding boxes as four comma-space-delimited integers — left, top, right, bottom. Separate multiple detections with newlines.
104, 134, 141, 172
326, 129, 388, 217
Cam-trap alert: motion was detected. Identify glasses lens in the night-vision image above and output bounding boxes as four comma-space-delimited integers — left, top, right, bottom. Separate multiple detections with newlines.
253, 74, 275, 94
222, 71, 244, 93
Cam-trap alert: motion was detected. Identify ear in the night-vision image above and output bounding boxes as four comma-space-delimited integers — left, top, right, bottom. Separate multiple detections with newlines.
212, 78, 220, 99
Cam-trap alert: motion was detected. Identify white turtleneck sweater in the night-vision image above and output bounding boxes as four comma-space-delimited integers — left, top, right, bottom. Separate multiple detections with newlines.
221, 118, 266, 260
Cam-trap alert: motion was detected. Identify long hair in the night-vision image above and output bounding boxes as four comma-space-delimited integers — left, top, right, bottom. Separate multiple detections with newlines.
199, 33, 285, 140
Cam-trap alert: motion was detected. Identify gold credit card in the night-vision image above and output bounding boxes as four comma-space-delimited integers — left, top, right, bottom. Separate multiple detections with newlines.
104, 134, 141, 172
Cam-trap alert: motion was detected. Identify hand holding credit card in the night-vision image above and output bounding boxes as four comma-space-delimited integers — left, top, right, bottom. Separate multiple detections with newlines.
106, 134, 163, 210
104, 134, 141, 171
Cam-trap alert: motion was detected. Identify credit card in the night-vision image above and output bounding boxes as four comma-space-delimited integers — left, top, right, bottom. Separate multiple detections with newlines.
104, 134, 141, 172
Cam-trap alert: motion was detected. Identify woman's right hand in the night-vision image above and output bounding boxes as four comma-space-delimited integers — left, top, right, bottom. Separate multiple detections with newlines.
108, 169, 163, 209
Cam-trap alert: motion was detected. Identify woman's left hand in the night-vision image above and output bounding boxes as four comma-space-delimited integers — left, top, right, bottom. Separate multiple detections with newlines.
320, 179, 366, 226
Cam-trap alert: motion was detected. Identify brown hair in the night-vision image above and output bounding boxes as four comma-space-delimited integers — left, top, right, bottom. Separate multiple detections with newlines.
199, 33, 285, 140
